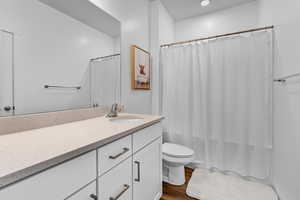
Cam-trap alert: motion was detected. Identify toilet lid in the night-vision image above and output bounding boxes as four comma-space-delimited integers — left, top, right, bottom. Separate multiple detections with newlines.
163, 143, 194, 158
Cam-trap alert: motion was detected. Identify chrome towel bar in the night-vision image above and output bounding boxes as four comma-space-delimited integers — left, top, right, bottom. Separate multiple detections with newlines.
90, 53, 120, 62
44, 85, 81, 90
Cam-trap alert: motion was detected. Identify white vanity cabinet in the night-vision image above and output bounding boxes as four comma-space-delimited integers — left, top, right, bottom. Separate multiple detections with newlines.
0, 151, 97, 200
96, 123, 163, 200
98, 158, 132, 200
132, 123, 162, 152
0, 121, 162, 200
97, 134, 132, 176
133, 138, 162, 200
66, 182, 97, 200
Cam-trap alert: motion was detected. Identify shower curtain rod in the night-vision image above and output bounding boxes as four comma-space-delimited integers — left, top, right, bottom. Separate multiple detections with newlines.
160, 26, 274, 48
90, 53, 120, 62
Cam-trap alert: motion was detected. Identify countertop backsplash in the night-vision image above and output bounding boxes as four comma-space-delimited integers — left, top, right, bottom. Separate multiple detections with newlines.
0, 106, 125, 136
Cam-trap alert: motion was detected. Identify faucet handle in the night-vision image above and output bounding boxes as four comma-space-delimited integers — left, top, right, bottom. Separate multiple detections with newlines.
107, 103, 119, 118
117, 104, 124, 112
111, 103, 118, 111
111, 103, 124, 112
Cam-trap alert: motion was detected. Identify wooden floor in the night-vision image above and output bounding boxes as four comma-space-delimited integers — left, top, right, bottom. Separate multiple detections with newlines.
161, 168, 198, 200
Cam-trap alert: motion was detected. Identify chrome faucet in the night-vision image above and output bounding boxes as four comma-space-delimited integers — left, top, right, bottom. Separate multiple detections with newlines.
106, 103, 119, 118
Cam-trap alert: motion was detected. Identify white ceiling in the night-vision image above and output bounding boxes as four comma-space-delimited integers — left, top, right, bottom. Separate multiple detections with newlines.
160, 0, 256, 21
39, 0, 121, 37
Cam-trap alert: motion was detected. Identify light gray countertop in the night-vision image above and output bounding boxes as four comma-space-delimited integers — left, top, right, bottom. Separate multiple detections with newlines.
0, 113, 163, 190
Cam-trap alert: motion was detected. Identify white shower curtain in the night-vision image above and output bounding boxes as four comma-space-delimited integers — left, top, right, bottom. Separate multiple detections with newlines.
161, 31, 273, 181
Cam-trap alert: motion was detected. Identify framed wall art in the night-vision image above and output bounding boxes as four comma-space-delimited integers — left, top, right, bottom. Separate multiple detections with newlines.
131, 45, 151, 90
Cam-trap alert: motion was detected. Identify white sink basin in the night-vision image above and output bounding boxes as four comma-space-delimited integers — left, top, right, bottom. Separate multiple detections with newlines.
109, 115, 144, 123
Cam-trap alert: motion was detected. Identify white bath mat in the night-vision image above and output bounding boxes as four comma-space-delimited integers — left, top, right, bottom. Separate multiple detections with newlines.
186, 168, 278, 200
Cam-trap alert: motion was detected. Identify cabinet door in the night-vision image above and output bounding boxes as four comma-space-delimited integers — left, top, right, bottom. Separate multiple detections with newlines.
98, 157, 132, 200
133, 138, 162, 200
66, 181, 97, 200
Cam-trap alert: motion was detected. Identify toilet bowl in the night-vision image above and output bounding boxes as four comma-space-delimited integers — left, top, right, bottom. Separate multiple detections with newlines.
162, 143, 194, 186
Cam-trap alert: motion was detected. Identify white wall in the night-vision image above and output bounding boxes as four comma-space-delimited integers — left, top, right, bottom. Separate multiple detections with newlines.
257, 1, 300, 200
0, 0, 115, 115
150, 0, 175, 115
175, 1, 259, 42
157, 2, 175, 45
89, 0, 152, 114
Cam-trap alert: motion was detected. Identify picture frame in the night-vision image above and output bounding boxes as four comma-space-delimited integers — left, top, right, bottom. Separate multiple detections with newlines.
131, 45, 151, 90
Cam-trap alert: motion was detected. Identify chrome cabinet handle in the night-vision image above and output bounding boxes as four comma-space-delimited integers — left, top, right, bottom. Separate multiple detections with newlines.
109, 184, 130, 200
90, 194, 98, 200
134, 161, 141, 182
109, 148, 129, 160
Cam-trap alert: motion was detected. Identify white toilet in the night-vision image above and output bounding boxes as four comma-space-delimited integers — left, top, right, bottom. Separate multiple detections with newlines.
162, 143, 195, 185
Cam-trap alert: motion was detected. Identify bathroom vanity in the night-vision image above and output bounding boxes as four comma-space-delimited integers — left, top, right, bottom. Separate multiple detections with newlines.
0, 114, 163, 200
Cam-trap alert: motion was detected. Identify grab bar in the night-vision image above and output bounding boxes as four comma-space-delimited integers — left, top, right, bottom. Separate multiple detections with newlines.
44, 85, 81, 90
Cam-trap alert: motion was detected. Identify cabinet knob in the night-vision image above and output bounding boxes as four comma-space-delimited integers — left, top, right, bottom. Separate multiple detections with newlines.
90, 194, 98, 200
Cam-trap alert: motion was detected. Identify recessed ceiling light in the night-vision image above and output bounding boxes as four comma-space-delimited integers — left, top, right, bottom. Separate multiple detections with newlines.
201, 0, 211, 7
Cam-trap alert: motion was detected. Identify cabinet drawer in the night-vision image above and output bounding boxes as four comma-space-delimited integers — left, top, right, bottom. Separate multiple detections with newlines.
98, 135, 132, 176
0, 151, 96, 200
133, 123, 162, 153
98, 158, 132, 200
66, 181, 97, 200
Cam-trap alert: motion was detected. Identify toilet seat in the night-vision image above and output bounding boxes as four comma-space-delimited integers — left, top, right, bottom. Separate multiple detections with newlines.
163, 143, 194, 158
